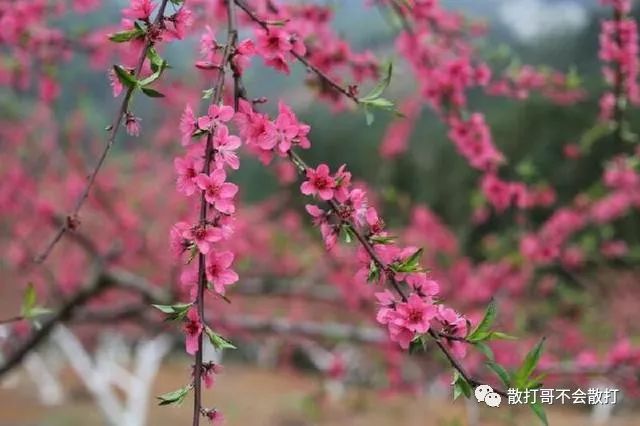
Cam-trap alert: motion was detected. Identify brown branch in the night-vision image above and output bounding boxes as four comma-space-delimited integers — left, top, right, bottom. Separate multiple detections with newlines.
0, 316, 24, 326
192, 3, 237, 424
233, 0, 359, 104
0, 270, 109, 377
34, 0, 172, 264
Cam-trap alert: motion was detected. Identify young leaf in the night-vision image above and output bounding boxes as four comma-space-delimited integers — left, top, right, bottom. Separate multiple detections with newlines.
28, 307, 53, 317
367, 260, 380, 283
466, 299, 497, 341
514, 338, 546, 387
141, 87, 165, 98
21, 283, 37, 316
202, 88, 214, 99
486, 360, 511, 388
138, 71, 162, 87
392, 248, 424, 273
340, 225, 356, 244
363, 105, 374, 126
369, 235, 396, 244
113, 65, 137, 89
157, 386, 190, 406
146, 47, 167, 73
360, 61, 393, 102
489, 331, 517, 341
451, 370, 472, 400
152, 303, 191, 321
109, 28, 144, 43
205, 327, 237, 350
473, 341, 494, 360
364, 97, 395, 110
409, 335, 427, 354
530, 402, 549, 426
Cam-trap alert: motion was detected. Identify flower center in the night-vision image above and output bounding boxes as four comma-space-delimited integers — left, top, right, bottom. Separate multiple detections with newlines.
184, 321, 200, 335
314, 176, 330, 189
193, 226, 207, 240
408, 308, 423, 324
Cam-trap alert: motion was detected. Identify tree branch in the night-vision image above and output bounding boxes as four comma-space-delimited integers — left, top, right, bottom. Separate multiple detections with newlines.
34, 0, 172, 264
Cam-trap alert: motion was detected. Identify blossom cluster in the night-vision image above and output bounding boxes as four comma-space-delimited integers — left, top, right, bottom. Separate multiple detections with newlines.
169, 97, 241, 423
392, 0, 565, 214
240, 1, 379, 105
487, 65, 586, 105
520, 153, 640, 268
108, 0, 194, 136
235, 98, 469, 356
173, 101, 241, 303
599, 0, 639, 120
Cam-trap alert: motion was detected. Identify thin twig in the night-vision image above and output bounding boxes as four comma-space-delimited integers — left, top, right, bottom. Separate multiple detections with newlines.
0, 271, 109, 377
192, 3, 237, 424
233, 0, 359, 104
34, 0, 172, 264
0, 316, 24, 326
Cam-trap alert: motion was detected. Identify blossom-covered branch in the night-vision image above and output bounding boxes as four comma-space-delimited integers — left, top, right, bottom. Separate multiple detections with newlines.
34, 0, 175, 264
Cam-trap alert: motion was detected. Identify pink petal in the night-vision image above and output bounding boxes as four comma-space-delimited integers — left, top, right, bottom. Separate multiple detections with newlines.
211, 168, 227, 185
186, 333, 199, 355
219, 182, 238, 198
196, 240, 210, 254
319, 188, 334, 200
214, 199, 235, 214
217, 251, 234, 268
197, 116, 212, 130
300, 181, 315, 195
195, 174, 211, 190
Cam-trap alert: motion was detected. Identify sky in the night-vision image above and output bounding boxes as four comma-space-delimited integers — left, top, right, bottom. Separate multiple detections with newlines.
498, 0, 591, 42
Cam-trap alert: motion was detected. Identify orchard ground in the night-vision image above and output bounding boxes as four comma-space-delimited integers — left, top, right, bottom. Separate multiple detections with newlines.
1, 361, 638, 426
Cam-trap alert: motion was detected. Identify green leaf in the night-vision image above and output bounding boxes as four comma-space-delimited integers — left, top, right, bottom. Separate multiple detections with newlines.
113, 65, 137, 89
579, 122, 612, 153
341, 225, 356, 244
486, 361, 511, 388
409, 335, 427, 354
157, 386, 190, 406
202, 88, 214, 99
526, 373, 547, 390
109, 28, 145, 43
28, 307, 53, 317
152, 303, 191, 321
146, 47, 167, 73
367, 260, 380, 283
489, 331, 517, 341
363, 105, 374, 126
530, 402, 549, 426
205, 327, 236, 350
360, 61, 393, 102
392, 248, 424, 273
473, 341, 494, 360
370, 235, 396, 244
566, 66, 582, 89
141, 87, 165, 98
514, 338, 546, 387
21, 283, 37, 316
467, 299, 497, 342
364, 97, 395, 109
138, 71, 162, 87
451, 371, 472, 400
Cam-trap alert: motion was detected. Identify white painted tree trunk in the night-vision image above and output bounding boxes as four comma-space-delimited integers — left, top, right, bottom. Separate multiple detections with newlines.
52, 326, 172, 426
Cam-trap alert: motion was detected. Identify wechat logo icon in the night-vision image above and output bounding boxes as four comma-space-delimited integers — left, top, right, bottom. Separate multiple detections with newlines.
475, 384, 501, 408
